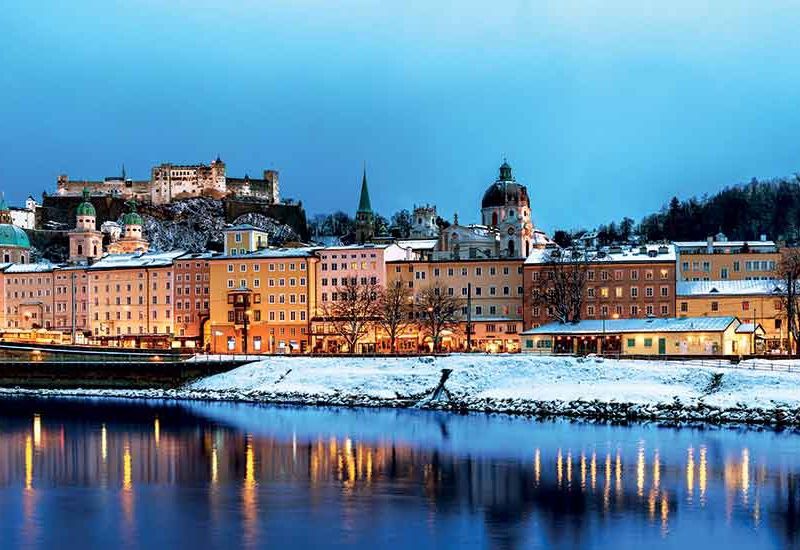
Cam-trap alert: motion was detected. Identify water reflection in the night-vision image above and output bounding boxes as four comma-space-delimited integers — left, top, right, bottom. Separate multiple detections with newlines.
0, 398, 798, 548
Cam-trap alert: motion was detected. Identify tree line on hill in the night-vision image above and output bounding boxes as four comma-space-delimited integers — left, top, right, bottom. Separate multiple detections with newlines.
309, 209, 450, 241
553, 174, 800, 247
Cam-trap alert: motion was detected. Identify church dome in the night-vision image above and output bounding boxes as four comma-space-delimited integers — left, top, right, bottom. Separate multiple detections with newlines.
76, 188, 96, 216
0, 224, 30, 249
122, 211, 143, 226
481, 161, 530, 209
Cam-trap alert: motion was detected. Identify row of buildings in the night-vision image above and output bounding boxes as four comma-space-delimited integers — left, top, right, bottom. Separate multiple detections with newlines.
0, 159, 789, 355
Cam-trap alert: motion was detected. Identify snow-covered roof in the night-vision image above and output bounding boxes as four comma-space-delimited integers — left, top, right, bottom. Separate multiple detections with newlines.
88, 250, 186, 270
677, 280, 785, 297
525, 244, 675, 265
395, 239, 438, 251
735, 322, 764, 334
224, 224, 268, 232
4, 262, 57, 273
521, 316, 738, 335
320, 243, 390, 251
673, 240, 777, 249
233, 247, 320, 259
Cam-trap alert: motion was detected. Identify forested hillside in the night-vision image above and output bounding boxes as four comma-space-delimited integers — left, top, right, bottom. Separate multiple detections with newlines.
557, 174, 800, 246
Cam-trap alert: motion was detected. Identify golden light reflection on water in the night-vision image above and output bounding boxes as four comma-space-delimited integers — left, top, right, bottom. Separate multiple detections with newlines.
24, 435, 33, 490
636, 442, 645, 498
699, 446, 707, 506
741, 448, 750, 505
580, 452, 586, 491
686, 447, 695, 503
242, 435, 258, 548
557, 448, 563, 488
32, 414, 41, 450
2, 407, 793, 546
101, 424, 107, 463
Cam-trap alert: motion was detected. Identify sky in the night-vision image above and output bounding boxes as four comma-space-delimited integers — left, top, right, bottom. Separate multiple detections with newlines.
1, 1, 800, 232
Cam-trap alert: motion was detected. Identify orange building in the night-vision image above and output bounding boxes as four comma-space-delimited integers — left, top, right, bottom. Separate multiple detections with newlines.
523, 244, 677, 332
386, 258, 525, 352
677, 280, 787, 352
208, 248, 319, 354
674, 236, 780, 281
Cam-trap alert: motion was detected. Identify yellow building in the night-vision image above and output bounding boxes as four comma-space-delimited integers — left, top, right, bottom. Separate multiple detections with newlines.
387, 258, 525, 352
223, 225, 270, 256
677, 280, 786, 352
208, 247, 318, 354
521, 316, 763, 356
674, 236, 780, 281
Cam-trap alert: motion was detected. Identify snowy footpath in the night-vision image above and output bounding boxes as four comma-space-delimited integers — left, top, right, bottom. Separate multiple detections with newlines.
4, 354, 800, 426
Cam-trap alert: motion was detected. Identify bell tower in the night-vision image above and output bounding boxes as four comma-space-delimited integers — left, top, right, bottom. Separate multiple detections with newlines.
68, 188, 103, 263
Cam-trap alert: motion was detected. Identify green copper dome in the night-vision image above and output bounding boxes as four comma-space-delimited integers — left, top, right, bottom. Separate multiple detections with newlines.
76, 188, 96, 217
0, 224, 30, 249
122, 211, 143, 226
122, 200, 143, 226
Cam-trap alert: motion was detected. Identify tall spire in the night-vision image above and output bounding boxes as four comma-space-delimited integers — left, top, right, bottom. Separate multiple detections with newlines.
121, 164, 126, 180
357, 165, 372, 213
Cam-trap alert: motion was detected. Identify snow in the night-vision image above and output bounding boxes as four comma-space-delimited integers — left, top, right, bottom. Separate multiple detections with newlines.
525, 243, 676, 265
677, 280, 783, 297
521, 316, 737, 335
188, 354, 800, 411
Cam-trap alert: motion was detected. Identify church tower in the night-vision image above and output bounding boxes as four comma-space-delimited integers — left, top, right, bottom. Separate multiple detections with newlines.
480, 160, 534, 258
107, 200, 149, 254
355, 167, 375, 243
68, 188, 103, 264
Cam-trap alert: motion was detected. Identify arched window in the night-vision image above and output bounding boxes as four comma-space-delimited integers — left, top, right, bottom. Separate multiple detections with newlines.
525, 241, 530, 257
492, 212, 498, 226
4, 253, 10, 263
77, 244, 83, 256
19, 255, 25, 264
93, 244, 98, 257
507, 239, 515, 257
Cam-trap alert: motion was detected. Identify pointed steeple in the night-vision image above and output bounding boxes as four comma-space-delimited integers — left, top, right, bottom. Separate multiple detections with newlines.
121, 164, 126, 181
357, 166, 372, 213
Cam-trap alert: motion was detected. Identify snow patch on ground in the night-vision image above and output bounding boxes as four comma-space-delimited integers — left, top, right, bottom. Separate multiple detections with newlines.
188, 354, 800, 411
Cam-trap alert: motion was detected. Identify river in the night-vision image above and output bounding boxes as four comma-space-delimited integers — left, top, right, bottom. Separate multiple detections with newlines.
0, 397, 798, 549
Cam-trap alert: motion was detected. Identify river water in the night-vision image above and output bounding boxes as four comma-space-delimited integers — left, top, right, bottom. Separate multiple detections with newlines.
0, 397, 798, 549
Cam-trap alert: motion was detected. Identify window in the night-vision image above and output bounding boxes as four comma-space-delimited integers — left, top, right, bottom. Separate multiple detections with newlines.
644, 338, 653, 348
720, 267, 728, 279
680, 302, 688, 313
630, 287, 638, 298
627, 338, 635, 348
742, 301, 750, 311
711, 301, 719, 312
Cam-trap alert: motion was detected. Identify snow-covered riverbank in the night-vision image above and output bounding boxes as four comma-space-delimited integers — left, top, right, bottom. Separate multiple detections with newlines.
3, 354, 800, 426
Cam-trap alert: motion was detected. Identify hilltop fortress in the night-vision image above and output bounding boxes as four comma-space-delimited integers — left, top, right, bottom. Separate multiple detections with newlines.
56, 157, 279, 205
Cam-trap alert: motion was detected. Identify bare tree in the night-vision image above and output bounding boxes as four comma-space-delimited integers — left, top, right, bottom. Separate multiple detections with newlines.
775, 250, 800, 356
376, 283, 415, 353
321, 280, 381, 353
530, 246, 589, 324
415, 283, 463, 352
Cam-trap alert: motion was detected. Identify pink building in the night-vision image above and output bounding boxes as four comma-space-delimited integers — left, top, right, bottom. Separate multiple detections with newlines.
315, 243, 413, 312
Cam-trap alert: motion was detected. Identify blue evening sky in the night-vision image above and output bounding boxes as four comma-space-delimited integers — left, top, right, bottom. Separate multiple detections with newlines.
1, 1, 799, 232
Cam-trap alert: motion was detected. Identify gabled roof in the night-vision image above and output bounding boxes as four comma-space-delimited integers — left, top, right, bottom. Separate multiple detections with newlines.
521, 316, 739, 335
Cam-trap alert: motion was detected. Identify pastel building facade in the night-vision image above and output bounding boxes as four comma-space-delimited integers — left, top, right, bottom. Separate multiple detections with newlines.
387, 258, 525, 352
208, 248, 319, 354
674, 236, 780, 281
677, 280, 786, 352
524, 244, 677, 331
521, 316, 762, 356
